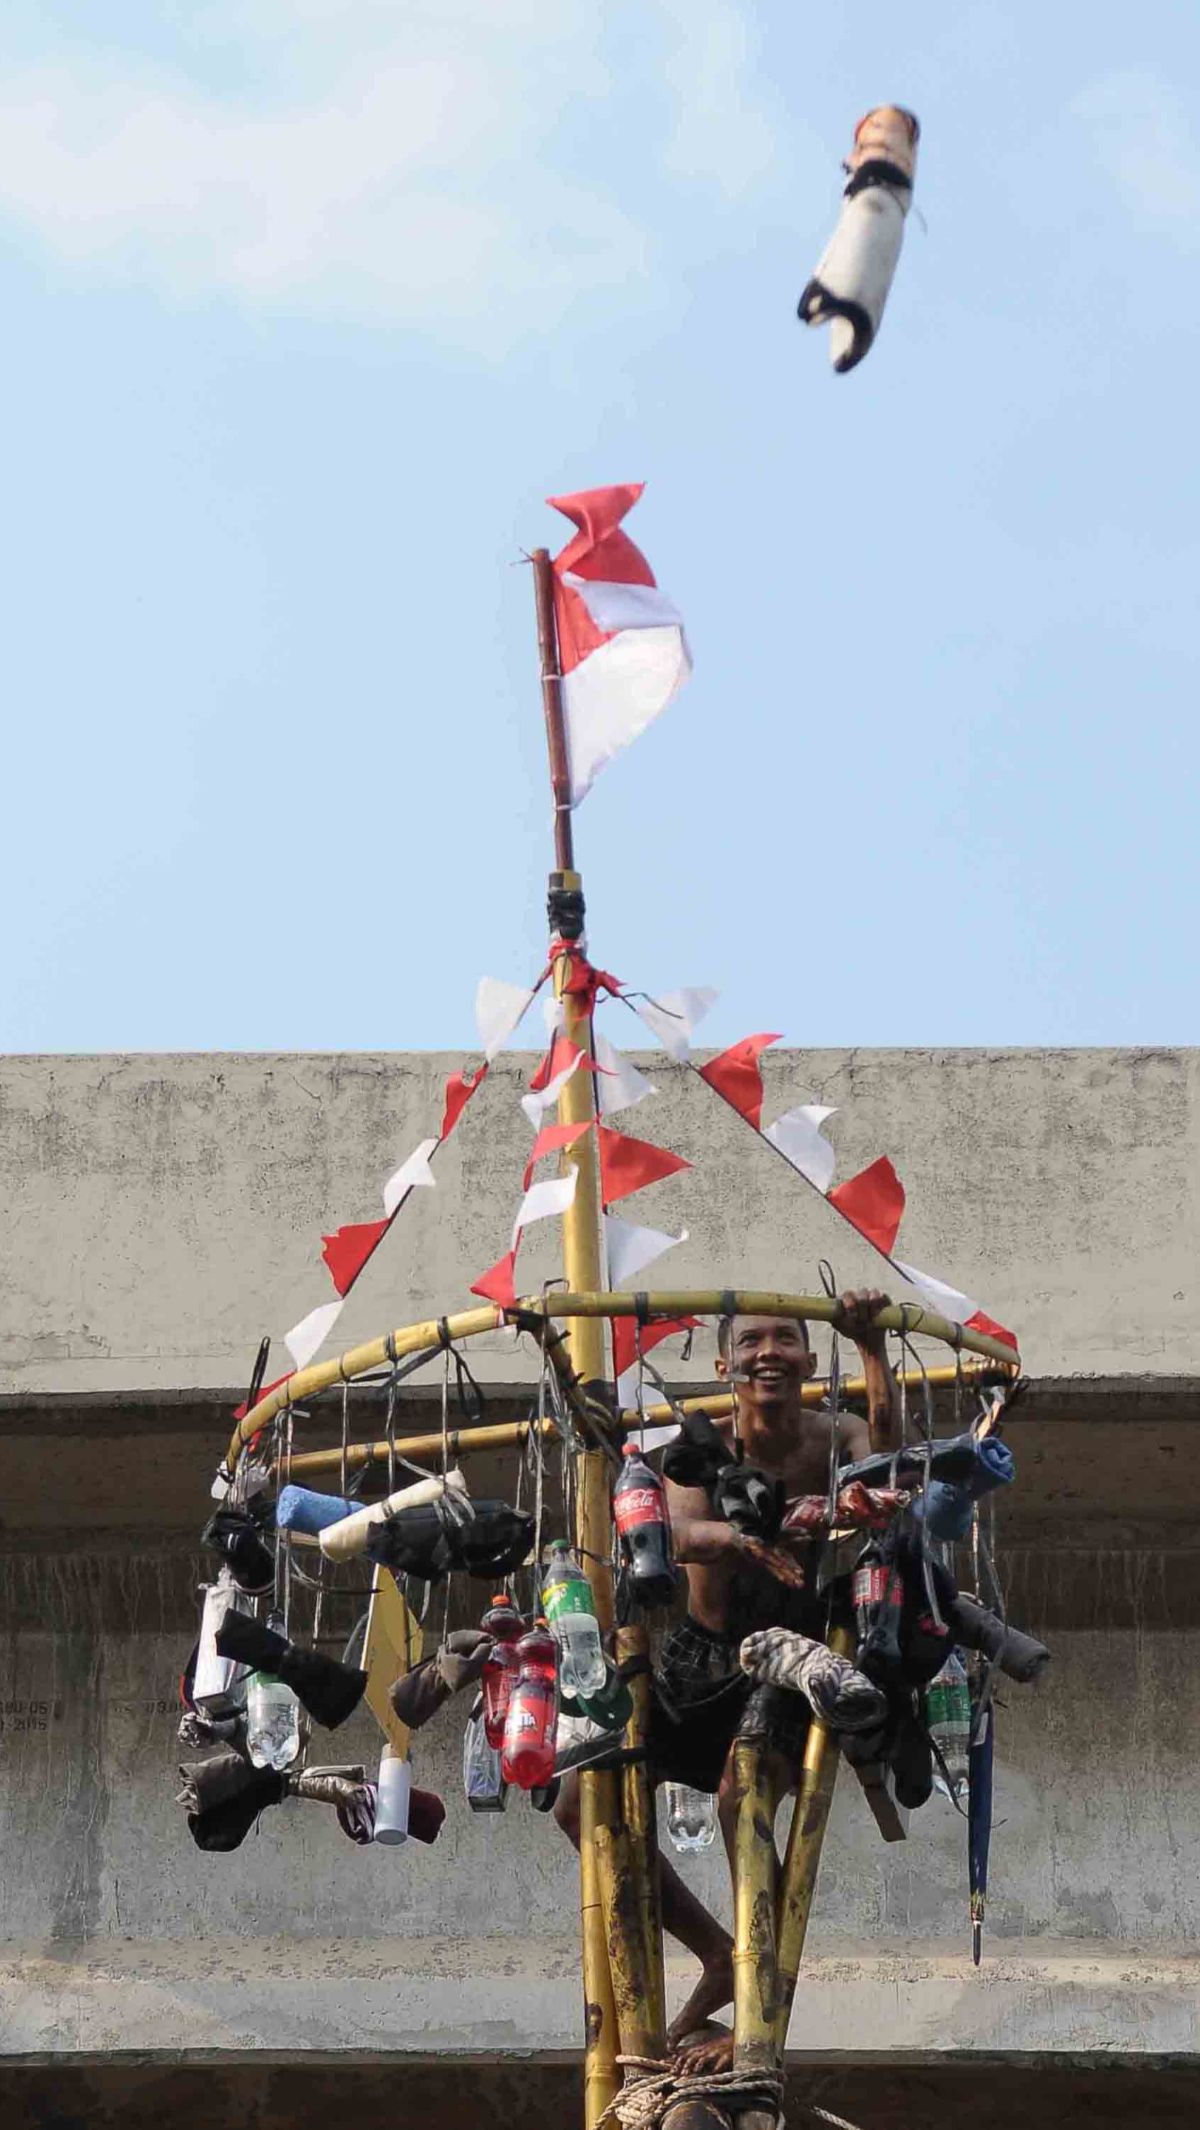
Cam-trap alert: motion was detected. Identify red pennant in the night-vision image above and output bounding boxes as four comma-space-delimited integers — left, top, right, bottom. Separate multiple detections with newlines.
966, 1308, 1019, 1354
548, 941, 623, 1010
441, 1062, 489, 1140
321, 1219, 390, 1297
612, 1314, 700, 1385
697, 1032, 782, 1131
523, 1118, 593, 1188
529, 1034, 584, 1093
471, 1250, 518, 1309
233, 1371, 292, 1422
829, 1156, 905, 1257
597, 1124, 691, 1206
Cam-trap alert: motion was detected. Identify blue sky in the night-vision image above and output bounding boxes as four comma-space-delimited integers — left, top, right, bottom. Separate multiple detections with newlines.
2, 1, 1197, 1052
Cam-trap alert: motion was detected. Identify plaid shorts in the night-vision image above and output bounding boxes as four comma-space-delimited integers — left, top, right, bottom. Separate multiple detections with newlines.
649, 1615, 811, 1792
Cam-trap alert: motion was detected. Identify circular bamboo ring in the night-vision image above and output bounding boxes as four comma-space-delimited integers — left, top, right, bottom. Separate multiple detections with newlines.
225, 1288, 1018, 1472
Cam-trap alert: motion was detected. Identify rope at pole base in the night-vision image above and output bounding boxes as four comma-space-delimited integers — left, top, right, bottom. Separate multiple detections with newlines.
597, 2061, 866, 2130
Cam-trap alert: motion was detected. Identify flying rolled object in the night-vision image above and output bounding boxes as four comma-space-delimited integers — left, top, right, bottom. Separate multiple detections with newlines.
799, 104, 920, 374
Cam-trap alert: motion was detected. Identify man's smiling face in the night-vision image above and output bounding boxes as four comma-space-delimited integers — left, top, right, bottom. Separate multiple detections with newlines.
717, 1315, 817, 1410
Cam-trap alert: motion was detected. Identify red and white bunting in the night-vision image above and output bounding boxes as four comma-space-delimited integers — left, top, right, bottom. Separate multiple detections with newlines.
520, 1034, 585, 1128
828, 1156, 905, 1257
471, 1250, 518, 1309
598, 1123, 690, 1206
284, 1298, 345, 1375
441, 1062, 489, 1140
604, 1212, 688, 1285
633, 986, 718, 1061
511, 1169, 578, 1249
698, 1032, 782, 1131
612, 1314, 700, 1411
382, 1137, 438, 1217
893, 1260, 979, 1329
475, 976, 539, 1062
764, 1103, 837, 1195
593, 1027, 656, 1116
321, 1218, 390, 1298
549, 484, 691, 805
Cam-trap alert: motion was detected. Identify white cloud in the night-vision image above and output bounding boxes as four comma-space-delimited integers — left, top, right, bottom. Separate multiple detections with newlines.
0, 2, 784, 341
1072, 68, 1200, 248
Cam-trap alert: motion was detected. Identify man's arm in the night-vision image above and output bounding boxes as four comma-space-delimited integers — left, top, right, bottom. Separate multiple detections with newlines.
665, 1478, 807, 1588
836, 1288, 901, 1452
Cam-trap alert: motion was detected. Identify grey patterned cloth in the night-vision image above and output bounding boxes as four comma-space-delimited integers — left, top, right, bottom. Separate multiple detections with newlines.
738, 1627, 887, 1735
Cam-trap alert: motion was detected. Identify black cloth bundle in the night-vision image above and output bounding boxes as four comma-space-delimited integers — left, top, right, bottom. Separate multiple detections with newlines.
214, 1612, 367, 1729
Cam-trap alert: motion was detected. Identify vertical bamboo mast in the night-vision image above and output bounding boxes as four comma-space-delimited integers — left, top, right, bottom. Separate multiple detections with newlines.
533, 547, 665, 2117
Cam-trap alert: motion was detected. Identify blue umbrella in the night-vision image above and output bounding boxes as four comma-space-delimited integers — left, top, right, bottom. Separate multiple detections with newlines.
968, 1695, 995, 1965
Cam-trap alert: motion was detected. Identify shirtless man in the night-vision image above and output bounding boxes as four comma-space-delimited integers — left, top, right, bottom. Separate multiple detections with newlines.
554, 1291, 900, 2060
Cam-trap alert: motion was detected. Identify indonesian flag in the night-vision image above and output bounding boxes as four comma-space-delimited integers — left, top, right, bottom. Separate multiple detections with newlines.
549, 484, 691, 804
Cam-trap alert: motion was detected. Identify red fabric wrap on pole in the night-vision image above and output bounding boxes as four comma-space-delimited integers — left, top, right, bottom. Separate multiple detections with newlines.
696, 1032, 782, 1130
828, 1155, 906, 1256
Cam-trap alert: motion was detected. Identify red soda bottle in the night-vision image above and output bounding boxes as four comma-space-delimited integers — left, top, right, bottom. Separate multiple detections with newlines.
613, 1443, 676, 1607
480, 1593, 523, 1750
501, 1618, 559, 1790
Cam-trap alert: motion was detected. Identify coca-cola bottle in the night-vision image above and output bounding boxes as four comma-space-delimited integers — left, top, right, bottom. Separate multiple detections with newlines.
501, 1619, 559, 1791
852, 1536, 904, 1683
613, 1443, 676, 1608
480, 1593, 523, 1749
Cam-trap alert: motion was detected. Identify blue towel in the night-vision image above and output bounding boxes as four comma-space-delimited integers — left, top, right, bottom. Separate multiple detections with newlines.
914, 1438, 1014, 1542
276, 1484, 352, 1536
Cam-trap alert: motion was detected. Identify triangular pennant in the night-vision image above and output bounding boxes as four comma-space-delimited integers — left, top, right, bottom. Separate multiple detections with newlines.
284, 1298, 345, 1374
382, 1137, 438, 1217
603, 1213, 687, 1285
893, 1260, 979, 1330
233, 1371, 292, 1423
511, 1170, 578, 1249
764, 1103, 838, 1195
594, 1028, 656, 1117
697, 1032, 782, 1130
966, 1308, 1019, 1354
633, 987, 718, 1061
475, 976, 538, 1061
828, 1156, 905, 1257
612, 1314, 700, 1407
523, 1117, 593, 1188
441, 1063, 489, 1140
471, 1250, 518, 1309
321, 1218, 390, 1298
597, 1124, 690, 1206
520, 1036, 586, 1128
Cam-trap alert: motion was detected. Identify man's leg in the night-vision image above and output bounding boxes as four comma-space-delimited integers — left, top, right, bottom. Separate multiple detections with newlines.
554, 1772, 734, 2046
674, 1750, 796, 2081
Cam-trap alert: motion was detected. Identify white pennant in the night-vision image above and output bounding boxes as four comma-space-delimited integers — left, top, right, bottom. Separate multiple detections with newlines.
512, 1169, 578, 1249
284, 1298, 345, 1374
604, 1212, 687, 1285
476, 976, 537, 1061
520, 1048, 583, 1129
634, 986, 718, 1061
381, 1136, 438, 1216
894, 1261, 980, 1328
623, 1419, 682, 1451
594, 1028, 656, 1116
764, 1104, 838, 1195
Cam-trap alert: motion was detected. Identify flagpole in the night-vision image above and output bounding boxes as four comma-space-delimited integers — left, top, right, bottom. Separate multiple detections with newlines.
532, 548, 666, 2121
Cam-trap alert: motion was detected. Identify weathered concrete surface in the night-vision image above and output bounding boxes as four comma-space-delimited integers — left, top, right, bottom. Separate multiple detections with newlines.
1, 1602, 1197, 2057
2, 1048, 1198, 1395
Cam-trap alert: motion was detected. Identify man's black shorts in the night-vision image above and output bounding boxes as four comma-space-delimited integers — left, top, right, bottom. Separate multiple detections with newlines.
648, 1615, 811, 1793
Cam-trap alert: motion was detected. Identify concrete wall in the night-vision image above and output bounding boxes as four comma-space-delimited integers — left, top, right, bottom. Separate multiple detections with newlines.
1, 1049, 1198, 2101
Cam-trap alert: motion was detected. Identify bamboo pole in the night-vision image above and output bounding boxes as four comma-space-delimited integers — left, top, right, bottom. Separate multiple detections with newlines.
770, 1626, 852, 2055
275, 1358, 1014, 1480
731, 1713, 782, 2079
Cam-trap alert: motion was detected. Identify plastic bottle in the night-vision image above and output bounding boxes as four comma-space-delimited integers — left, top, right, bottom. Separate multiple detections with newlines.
613, 1444, 676, 1607
374, 1746, 412, 1844
851, 1538, 904, 1680
541, 1541, 606, 1699
245, 1671, 301, 1771
480, 1594, 524, 1748
193, 1569, 254, 1713
925, 1650, 971, 1803
463, 1707, 508, 1812
665, 1783, 718, 1854
501, 1619, 559, 1791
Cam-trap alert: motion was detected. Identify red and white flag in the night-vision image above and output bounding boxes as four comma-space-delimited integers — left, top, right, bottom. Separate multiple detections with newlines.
549, 484, 691, 804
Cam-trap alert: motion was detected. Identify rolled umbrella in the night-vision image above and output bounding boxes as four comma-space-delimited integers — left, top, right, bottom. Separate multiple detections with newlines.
968, 1694, 995, 1966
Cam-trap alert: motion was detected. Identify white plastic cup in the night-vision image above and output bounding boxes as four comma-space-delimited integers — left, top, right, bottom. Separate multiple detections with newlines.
374, 1747, 412, 1845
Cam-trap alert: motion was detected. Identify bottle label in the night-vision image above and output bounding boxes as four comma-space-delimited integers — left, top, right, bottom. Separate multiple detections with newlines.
614, 1486, 665, 1533
544, 1579, 597, 1622
852, 1563, 889, 1606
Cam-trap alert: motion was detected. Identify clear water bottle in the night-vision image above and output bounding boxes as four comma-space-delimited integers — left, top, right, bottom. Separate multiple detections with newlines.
245, 1671, 301, 1771
463, 1706, 508, 1812
542, 1541, 606, 1699
925, 1649, 970, 1803
665, 1783, 718, 1854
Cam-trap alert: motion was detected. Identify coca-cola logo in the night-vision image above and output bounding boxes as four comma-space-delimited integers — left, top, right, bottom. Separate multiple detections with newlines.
615, 1488, 663, 1527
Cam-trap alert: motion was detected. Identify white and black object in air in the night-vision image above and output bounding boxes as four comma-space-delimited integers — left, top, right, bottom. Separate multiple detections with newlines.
799, 105, 919, 374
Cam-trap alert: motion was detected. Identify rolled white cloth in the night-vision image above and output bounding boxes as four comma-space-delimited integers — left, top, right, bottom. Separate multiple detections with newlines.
799, 104, 919, 373
739, 1627, 888, 1734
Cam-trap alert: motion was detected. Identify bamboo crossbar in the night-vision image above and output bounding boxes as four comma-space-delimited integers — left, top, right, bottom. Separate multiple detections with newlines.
272, 1356, 1014, 1480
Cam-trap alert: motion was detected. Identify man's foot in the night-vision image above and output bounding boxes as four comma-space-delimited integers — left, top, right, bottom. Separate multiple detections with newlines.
666, 1943, 734, 2050
672, 2026, 735, 2078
